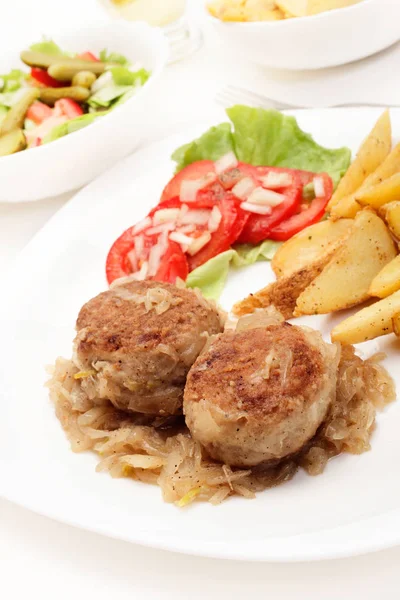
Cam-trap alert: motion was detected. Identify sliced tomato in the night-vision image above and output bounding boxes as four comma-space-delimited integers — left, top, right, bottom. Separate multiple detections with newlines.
153, 241, 189, 283
268, 173, 333, 241
78, 51, 99, 61
237, 184, 302, 244
26, 101, 53, 124
161, 160, 216, 204
30, 67, 64, 88
188, 195, 243, 271
106, 225, 188, 285
54, 98, 83, 119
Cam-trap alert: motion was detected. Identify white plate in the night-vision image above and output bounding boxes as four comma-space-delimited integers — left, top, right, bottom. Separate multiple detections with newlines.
1, 108, 400, 563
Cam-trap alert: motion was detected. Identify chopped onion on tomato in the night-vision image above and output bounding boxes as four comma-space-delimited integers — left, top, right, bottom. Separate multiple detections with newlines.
231, 177, 256, 200
240, 201, 273, 215
127, 248, 138, 271
259, 172, 292, 189
148, 239, 165, 276
214, 151, 238, 175
179, 208, 211, 226
134, 234, 144, 257
313, 176, 325, 198
153, 208, 180, 224
178, 224, 196, 234
247, 187, 285, 207
179, 172, 217, 203
169, 231, 195, 246
146, 222, 175, 236
132, 216, 152, 235
132, 261, 148, 280
187, 232, 212, 256
208, 205, 222, 232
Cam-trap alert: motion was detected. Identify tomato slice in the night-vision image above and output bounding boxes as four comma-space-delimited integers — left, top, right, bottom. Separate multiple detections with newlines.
30, 67, 64, 88
237, 184, 302, 244
153, 241, 189, 283
54, 98, 83, 119
188, 195, 242, 271
268, 174, 333, 241
26, 101, 53, 124
160, 160, 217, 204
78, 51, 99, 62
106, 225, 188, 285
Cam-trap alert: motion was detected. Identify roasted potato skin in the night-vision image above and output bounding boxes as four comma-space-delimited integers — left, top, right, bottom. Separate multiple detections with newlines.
295, 211, 397, 316
332, 290, 400, 344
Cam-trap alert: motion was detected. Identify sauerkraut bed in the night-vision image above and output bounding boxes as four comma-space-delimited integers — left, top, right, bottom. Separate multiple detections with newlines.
47, 344, 395, 506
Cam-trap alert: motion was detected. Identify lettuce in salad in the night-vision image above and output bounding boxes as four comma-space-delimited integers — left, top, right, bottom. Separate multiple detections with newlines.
99, 49, 130, 67
42, 113, 99, 144
88, 67, 150, 109
29, 39, 65, 56
186, 240, 280, 301
173, 106, 351, 187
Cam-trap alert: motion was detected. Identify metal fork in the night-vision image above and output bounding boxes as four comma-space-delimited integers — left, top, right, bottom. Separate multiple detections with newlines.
215, 84, 395, 110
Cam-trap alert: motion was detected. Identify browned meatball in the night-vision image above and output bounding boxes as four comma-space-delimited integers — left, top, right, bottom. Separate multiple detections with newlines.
184, 322, 340, 467
74, 280, 224, 416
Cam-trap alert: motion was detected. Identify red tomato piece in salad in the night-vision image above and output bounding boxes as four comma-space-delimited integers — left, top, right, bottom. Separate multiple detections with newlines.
26, 101, 53, 124
268, 173, 333, 241
30, 67, 64, 88
54, 98, 84, 120
78, 51, 99, 61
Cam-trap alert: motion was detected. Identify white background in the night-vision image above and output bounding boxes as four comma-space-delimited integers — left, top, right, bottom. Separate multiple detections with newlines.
2, 1, 400, 597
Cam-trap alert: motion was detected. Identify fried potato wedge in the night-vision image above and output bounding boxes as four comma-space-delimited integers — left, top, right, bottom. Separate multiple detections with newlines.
233, 252, 335, 319
355, 172, 400, 210
393, 312, 400, 337
331, 290, 400, 344
369, 255, 400, 298
295, 210, 397, 315
271, 218, 353, 278
381, 201, 400, 240
330, 141, 400, 219
327, 110, 391, 211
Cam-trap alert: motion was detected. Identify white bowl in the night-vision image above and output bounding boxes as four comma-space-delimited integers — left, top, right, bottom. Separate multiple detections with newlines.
207, 0, 400, 71
0, 21, 168, 203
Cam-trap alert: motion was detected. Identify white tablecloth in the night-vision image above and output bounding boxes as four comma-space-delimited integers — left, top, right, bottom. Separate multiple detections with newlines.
2, 2, 400, 597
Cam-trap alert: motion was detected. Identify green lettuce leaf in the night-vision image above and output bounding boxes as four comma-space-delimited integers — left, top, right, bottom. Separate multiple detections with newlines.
29, 39, 64, 56
100, 49, 130, 66
172, 106, 351, 186
0, 69, 27, 93
88, 83, 132, 108
109, 66, 149, 86
186, 240, 280, 301
172, 123, 233, 172
42, 113, 99, 144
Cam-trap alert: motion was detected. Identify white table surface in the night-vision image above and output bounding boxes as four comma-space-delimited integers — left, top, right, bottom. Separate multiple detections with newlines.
2, 1, 400, 598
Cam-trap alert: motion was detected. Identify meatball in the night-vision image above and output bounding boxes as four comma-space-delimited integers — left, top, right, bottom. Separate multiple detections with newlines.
184, 322, 340, 467
74, 280, 224, 416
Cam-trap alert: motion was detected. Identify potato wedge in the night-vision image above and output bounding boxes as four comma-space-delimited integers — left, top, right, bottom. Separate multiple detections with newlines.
393, 312, 400, 337
327, 110, 391, 211
295, 210, 397, 315
275, 0, 307, 17
233, 252, 335, 319
331, 290, 400, 344
355, 172, 400, 210
381, 200, 400, 240
330, 141, 400, 219
271, 218, 353, 278
369, 255, 400, 298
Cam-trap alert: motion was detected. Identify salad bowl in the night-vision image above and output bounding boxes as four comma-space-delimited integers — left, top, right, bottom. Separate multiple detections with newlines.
206, 0, 400, 71
0, 21, 168, 203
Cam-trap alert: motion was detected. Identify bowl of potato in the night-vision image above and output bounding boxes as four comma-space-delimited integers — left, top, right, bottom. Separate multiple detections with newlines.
206, 0, 400, 70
